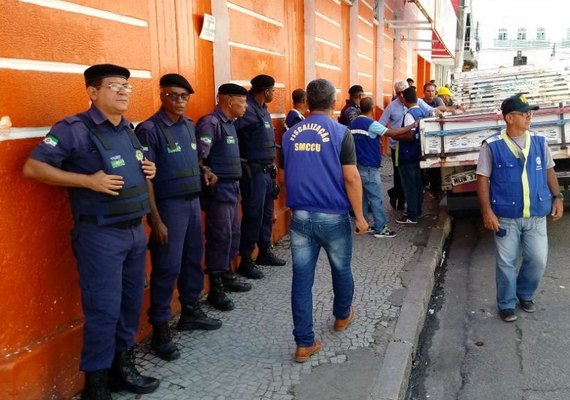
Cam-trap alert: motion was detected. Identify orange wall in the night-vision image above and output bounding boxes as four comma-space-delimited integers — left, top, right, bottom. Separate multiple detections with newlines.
0, 0, 430, 398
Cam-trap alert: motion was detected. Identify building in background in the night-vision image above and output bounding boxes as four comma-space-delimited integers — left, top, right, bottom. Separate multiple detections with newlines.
0, 1, 457, 398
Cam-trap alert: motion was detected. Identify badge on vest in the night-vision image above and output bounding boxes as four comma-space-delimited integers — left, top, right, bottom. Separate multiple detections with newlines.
264, 121, 271, 129
110, 155, 126, 168
536, 156, 542, 170
135, 149, 144, 161
226, 136, 236, 144
191, 143, 197, 150
167, 143, 182, 153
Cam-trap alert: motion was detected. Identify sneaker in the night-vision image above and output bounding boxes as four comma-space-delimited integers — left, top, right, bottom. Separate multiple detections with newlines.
373, 226, 397, 238
294, 340, 322, 363
403, 213, 423, 219
366, 226, 375, 234
519, 299, 536, 313
334, 307, 355, 331
499, 308, 517, 322
396, 216, 417, 224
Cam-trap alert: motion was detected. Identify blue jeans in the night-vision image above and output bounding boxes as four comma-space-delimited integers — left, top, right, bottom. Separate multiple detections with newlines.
495, 216, 548, 310
358, 165, 387, 232
398, 163, 423, 220
290, 211, 354, 347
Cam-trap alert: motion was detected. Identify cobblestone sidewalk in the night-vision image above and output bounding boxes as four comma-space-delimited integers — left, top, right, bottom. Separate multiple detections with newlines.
109, 162, 441, 400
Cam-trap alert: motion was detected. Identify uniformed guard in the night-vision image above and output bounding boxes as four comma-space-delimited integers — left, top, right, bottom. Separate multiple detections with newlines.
23, 64, 160, 399
338, 84, 364, 126
197, 83, 253, 311
234, 74, 286, 279
284, 88, 307, 131
135, 74, 223, 362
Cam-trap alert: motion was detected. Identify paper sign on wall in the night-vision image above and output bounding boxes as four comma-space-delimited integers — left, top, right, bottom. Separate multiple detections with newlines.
200, 14, 216, 42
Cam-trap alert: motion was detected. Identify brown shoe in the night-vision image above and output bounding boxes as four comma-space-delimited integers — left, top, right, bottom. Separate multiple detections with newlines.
334, 307, 355, 331
294, 340, 322, 363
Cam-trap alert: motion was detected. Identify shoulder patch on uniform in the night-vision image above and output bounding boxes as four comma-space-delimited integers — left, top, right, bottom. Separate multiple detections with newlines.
199, 136, 213, 144
43, 134, 59, 147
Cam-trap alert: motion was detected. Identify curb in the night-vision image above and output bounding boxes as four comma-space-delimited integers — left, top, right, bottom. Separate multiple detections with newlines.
369, 208, 452, 400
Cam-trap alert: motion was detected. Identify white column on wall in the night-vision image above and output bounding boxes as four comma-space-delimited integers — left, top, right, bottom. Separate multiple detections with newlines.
349, 0, 359, 86
304, 0, 316, 83
212, 0, 231, 91
375, 0, 384, 105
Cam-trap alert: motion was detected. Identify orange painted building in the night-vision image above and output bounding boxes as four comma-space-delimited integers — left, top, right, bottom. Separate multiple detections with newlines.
0, 0, 455, 398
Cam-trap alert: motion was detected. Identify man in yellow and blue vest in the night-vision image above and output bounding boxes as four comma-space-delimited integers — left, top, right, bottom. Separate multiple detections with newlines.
476, 93, 564, 323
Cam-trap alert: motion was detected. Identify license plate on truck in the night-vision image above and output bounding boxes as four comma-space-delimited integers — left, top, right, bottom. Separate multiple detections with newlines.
450, 169, 477, 186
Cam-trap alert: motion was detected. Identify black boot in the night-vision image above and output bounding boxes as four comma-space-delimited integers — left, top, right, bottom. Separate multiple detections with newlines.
81, 370, 111, 400
221, 271, 252, 292
109, 347, 160, 394
207, 273, 234, 311
151, 323, 180, 361
256, 248, 286, 266
237, 256, 264, 279
177, 299, 223, 331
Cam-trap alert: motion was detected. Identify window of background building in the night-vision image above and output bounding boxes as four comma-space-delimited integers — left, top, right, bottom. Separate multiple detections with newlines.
498, 28, 507, 40
517, 28, 527, 40
536, 27, 545, 40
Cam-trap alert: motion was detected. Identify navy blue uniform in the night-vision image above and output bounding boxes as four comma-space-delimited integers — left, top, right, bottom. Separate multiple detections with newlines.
30, 105, 149, 372
197, 107, 242, 272
135, 109, 204, 325
234, 93, 277, 257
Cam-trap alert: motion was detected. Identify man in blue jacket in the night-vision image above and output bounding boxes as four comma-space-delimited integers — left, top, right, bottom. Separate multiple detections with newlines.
476, 93, 564, 322
283, 79, 368, 363
135, 74, 223, 362
23, 64, 160, 399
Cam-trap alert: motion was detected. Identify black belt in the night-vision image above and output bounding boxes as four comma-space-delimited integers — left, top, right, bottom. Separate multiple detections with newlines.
79, 215, 142, 229
248, 163, 272, 174
176, 192, 200, 201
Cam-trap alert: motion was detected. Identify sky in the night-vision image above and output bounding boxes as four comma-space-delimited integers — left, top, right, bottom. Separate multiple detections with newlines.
471, 0, 567, 47
469, 0, 569, 68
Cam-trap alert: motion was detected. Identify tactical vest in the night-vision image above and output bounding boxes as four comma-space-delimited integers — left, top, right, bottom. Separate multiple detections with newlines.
68, 113, 150, 226
350, 116, 382, 168
338, 101, 360, 126
486, 133, 552, 218
201, 113, 242, 179
283, 114, 350, 214
149, 116, 202, 199
284, 109, 305, 131
397, 106, 424, 166
238, 95, 276, 164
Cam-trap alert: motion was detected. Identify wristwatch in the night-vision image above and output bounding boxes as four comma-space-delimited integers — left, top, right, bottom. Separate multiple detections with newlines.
553, 193, 564, 200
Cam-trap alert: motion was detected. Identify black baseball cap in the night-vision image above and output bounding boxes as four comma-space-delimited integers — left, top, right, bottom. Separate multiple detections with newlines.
501, 93, 539, 116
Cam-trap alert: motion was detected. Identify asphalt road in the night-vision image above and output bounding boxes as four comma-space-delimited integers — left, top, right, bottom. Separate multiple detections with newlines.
407, 212, 570, 400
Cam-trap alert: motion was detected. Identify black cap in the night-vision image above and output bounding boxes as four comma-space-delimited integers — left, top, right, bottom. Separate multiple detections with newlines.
218, 83, 248, 96
160, 73, 194, 94
84, 64, 130, 85
348, 85, 364, 96
501, 93, 539, 116
250, 74, 275, 89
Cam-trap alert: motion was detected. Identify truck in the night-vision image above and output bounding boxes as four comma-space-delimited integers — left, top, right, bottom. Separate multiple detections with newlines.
419, 65, 570, 211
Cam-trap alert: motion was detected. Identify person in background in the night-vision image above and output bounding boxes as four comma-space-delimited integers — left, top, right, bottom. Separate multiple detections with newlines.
196, 83, 253, 312
338, 84, 365, 125
476, 93, 563, 322
437, 86, 464, 111
283, 78, 368, 364
235, 74, 286, 280
423, 82, 445, 108
394, 87, 427, 225
22, 64, 160, 399
406, 77, 416, 90
381, 81, 446, 211
284, 88, 308, 130
349, 97, 417, 238
135, 73, 223, 362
